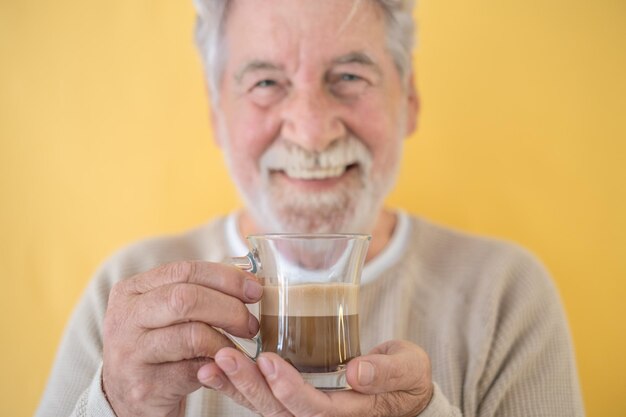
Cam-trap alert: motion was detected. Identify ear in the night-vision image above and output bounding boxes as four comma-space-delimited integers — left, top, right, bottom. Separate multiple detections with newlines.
404, 71, 420, 137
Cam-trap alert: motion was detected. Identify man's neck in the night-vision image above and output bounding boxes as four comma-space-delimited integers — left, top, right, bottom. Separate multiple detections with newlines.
237, 209, 397, 262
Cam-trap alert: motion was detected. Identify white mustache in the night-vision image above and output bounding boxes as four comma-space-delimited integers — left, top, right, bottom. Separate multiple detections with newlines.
259, 136, 373, 180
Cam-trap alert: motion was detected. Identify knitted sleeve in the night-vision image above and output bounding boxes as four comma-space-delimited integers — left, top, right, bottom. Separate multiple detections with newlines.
397, 219, 585, 417
34, 261, 117, 417
472, 250, 585, 416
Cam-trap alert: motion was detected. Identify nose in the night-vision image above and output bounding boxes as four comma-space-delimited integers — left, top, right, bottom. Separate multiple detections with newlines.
279, 87, 346, 152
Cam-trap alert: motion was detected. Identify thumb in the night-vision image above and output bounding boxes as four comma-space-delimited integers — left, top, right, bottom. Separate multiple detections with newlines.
346, 340, 432, 395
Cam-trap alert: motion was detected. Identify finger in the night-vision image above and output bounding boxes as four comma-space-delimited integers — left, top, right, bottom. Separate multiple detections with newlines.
119, 357, 213, 404
255, 353, 377, 416
197, 362, 258, 412
122, 260, 263, 303
346, 340, 431, 395
137, 283, 259, 338
256, 352, 335, 417
138, 322, 234, 364
215, 348, 292, 417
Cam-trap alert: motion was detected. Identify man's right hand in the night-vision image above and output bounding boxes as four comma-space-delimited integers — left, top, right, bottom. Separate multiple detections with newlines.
102, 261, 262, 417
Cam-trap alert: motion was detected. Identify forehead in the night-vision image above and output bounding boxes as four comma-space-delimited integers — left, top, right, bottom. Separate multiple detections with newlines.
223, 0, 388, 72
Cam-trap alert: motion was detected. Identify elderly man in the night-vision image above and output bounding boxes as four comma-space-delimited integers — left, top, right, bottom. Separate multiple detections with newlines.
36, 0, 584, 416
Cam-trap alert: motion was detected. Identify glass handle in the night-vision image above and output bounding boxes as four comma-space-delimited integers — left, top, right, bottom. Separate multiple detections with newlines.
218, 253, 261, 360
227, 252, 258, 273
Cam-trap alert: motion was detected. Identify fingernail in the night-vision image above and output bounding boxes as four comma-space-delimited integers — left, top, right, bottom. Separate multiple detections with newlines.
358, 361, 375, 386
204, 374, 224, 389
257, 356, 276, 378
244, 279, 263, 300
197, 366, 211, 381
248, 315, 259, 335
197, 367, 223, 389
216, 356, 237, 374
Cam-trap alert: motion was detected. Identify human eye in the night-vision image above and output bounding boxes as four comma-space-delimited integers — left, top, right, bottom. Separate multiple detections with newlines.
247, 77, 286, 106
329, 72, 369, 98
339, 73, 361, 82
254, 79, 278, 88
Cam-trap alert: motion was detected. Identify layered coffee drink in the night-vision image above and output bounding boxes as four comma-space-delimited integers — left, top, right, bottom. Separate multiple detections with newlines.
260, 283, 360, 373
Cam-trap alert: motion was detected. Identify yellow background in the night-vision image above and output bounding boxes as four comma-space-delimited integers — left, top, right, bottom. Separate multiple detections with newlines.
1, 0, 624, 416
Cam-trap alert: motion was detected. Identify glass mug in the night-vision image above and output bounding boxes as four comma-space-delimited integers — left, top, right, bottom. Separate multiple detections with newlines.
224, 233, 370, 390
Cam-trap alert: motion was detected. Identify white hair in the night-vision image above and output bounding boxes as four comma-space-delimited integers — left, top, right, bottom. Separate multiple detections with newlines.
192, 0, 417, 102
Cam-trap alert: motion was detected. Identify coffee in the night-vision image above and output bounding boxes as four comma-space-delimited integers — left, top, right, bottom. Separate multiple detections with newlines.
260, 283, 360, 373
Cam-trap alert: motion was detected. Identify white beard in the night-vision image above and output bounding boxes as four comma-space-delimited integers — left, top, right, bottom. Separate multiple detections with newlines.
221, 131, 402, 234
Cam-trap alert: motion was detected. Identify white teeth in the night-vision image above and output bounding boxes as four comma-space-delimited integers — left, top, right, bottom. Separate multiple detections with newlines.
283, 165, 347, 180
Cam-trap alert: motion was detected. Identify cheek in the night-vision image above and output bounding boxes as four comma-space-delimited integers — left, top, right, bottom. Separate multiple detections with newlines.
347, 99, 403, 171
223, 103, 281, 182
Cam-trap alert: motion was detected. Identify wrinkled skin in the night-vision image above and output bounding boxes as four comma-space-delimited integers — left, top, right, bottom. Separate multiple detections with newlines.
102, 261, 262, 417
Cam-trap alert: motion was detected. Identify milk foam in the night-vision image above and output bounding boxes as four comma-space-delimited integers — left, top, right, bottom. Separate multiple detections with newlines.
261, 283, 359, 317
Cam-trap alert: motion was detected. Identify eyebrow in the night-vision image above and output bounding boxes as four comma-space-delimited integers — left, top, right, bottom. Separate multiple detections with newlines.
234, 51, 382, 83
331, 51, 382, 75
235, 60, 283, 83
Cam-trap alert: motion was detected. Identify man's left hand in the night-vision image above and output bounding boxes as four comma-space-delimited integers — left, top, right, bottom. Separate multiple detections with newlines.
197, 340, 434, 417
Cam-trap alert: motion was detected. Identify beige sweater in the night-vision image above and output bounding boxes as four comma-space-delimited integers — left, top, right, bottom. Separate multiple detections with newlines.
35, 212, 584, 416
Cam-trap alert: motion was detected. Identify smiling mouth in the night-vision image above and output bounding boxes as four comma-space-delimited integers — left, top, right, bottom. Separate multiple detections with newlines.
271, 163, 360, 181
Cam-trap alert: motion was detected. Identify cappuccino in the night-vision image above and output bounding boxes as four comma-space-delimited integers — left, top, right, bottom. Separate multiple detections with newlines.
260, 283, 360, 373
